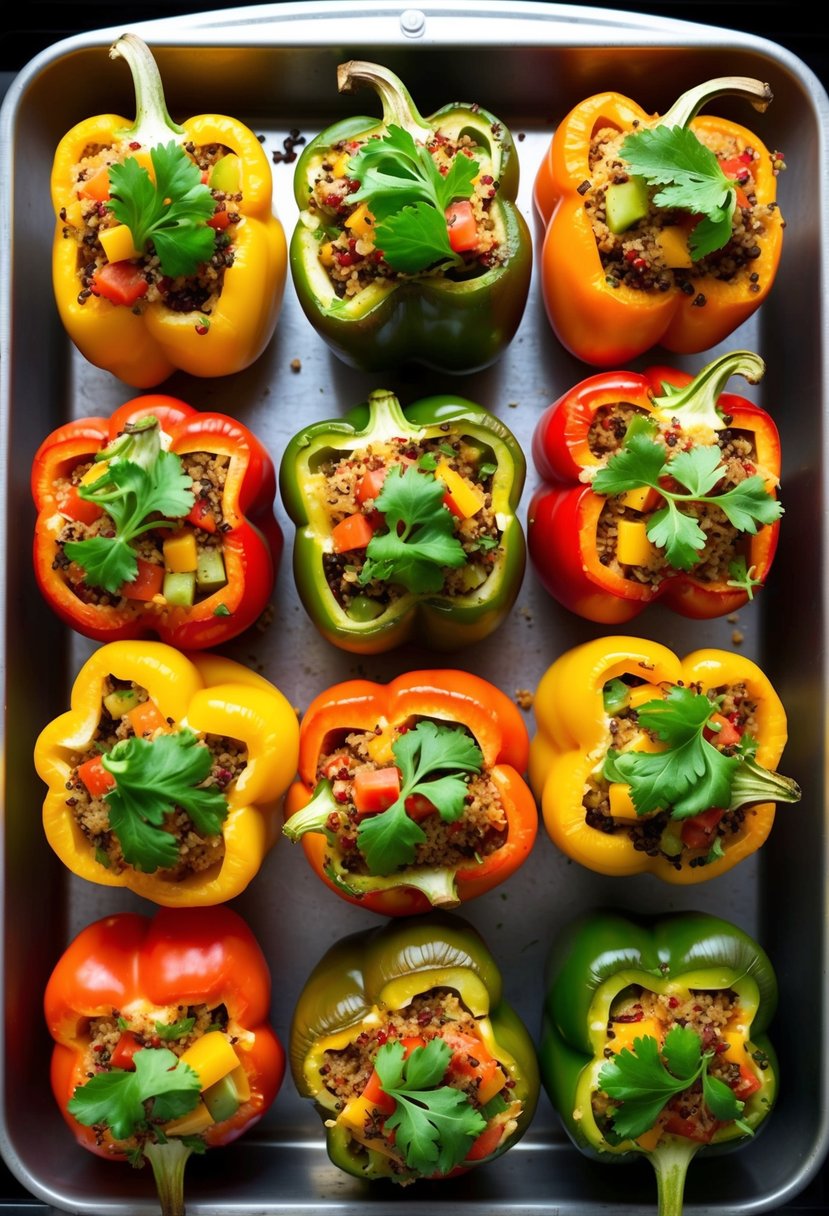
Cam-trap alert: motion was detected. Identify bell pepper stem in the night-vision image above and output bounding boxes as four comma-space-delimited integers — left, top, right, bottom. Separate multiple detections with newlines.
658, 77, 773, 130
283, 780, 340, 841
729, 756, 801, 809
99, 414, 164, 470
143, 1138, 193, 1216
337, 61, 432, 139
650, 1139, 699, 1216
363, 389, 416, 441
111, 33, 186, 146
650, 351, 766, 430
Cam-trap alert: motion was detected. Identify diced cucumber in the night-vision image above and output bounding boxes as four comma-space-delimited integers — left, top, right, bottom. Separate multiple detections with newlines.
163, 571, 196, 607
103, 688, 139, 719
196, 547, 227, 594
201, 1072, 241, 1123
605, 177, 649, 234
602, 678, 631, 715
347, 594, 385, 622
209, 153, 241, 194
659, 824, 685, 858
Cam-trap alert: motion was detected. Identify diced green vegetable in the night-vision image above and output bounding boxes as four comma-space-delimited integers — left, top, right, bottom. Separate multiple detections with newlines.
602, 678, 631, 715
196, 547, 227, 593
209, 153, 242, 195
103, 688, 139, 719
347, 594, 385, 622
605, 177, 650, 234
163, 571, 196, 607
201, 1072, 241, 1123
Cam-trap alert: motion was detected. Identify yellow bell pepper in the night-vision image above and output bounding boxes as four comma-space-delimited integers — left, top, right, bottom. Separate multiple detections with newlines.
35, 641, 299, 905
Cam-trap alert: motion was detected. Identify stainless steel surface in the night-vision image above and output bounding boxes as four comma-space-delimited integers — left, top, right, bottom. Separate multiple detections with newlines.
1, 2, 828, 1212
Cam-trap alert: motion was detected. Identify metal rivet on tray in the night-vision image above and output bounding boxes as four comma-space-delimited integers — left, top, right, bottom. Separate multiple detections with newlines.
400, 8, 426, 36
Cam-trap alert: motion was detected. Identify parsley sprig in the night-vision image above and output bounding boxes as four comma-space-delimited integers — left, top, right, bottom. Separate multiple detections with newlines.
357, 720, 483, 874
68, 1047, 202, 1141
374, 1038, 487, 1175
100, 730, 228, 872
591, 430, 782, 571
619, 125, 741, 258
598, 1026, 752, 1141
345, 125, 479, 273
108, 141, 216, 278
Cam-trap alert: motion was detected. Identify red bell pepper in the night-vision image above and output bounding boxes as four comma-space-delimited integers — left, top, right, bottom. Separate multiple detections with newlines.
45, 906, 284, 1216
527, 350, 782, 624
31, 394, 281, 648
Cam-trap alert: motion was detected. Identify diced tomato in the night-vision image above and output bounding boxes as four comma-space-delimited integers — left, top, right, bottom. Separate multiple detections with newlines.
119, 558, 164, 602
445, 200, 479, 252
187, 498, 217, 533
663, 1111, 718, 1143
465, 1121, 504, 1161
78, 166, 110, 201
76, 755, 116, 799
442, 1029, 504, 1104
110, 1031, 142, 1071
61, 484, 103, 525
207, 210, 231, 231
353, 767, 401, 815
360, 1068, 397, 1115
680, 807, 725, 850
91, 261, 149, 307
704, 712, 742, 748
404, 793, 438, 822
126, 699, 169, 738
331, 511, 378, 554
322, 752, 353, 780
733, 1064, 762, 1099
356, 465, 389, 504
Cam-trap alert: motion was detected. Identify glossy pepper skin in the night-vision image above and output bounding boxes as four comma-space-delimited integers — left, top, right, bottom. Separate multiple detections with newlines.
290, 61, 531, 374
541, 910, 777, 1216
46, 907, 284, 1215
51, 34, 286, 387
534, 78, 784, 366
529, 636, 793, 883
527, 351, 781, 623
283, 669, 537, 914
35, 641, 300, 906
279, 388, 526, 654
31, 394, 282, 648
290, 913, 539, 1183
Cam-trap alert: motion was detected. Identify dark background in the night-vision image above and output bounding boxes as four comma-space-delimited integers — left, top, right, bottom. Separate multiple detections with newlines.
1, 1, 827, 1212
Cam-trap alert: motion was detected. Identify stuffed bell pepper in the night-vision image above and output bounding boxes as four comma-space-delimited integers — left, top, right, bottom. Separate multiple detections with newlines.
541, 910, 778, 1216
527, 350, 782, 623
534, 76, 785, 366
290, 60, 531, 373
279, 387, 526, 653
35, 641, 300, 905
528, 637, 799, 882
290, 913, 539, 1184
52, 33, 287, 387
31, 395, 281, 649
46, 906, 284, 1216
282, 669, 537, 914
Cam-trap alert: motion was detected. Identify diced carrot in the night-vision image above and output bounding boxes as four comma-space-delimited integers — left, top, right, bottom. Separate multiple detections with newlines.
187, 498, 218, 533
356, 465, 389, 504
78, 166, 110, 201
442, 1029, 504, 1103
445, 200, 479, 252
76, 755, 116, 799
360, 1069, 397, 1116
465, 1121, 504, 1161
110, 1031, 142, 1071
353, 767, 401, 815
127, 699, 169, 738
120, 558, 164, 602
91, 261, 149, 307
331, 512, 378, 554
61, 484, 103, 525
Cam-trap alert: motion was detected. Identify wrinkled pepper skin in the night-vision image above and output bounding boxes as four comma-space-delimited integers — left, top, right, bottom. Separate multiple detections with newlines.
31, 395, 282, 648
290, 61, 531, 374
291, 913, 539, 1183
529, 636, 789, 883
45, 906, 284, 1159
534, 80, 784, 366
35, 641, 300, 906
541, 910, 777, 1216
527, 352, 781, 623
51, 35, 286, 387
283, 669, 537, 914
279, 388, 526, 653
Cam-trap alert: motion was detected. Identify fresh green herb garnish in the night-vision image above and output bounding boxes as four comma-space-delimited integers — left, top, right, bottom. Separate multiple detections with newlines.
619, 125, 740, 258
357, 720, 483, 874
473, 534, 499, 553
67, 1047, 202, 1141
117, 1016, 130, 1031
108, 141, 216, 277
727, 556, 763, 600
598, 1025, 751, 1141
374, 1037, 487, 1175
478, 461, 498, 479
155, 1017, 196, 1040
438, 443, 457, 457
602, 678, 631, 715
359, 464, 467, 594
418, 452, 439, 471
213, 604, 232, 617
100, 729, 228, 872
591, 431, 782, 571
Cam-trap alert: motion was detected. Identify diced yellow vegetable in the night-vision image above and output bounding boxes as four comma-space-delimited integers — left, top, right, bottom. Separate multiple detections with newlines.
636, 1123, 665, 1151
623, 729, 664, 755
63, 201, 84, 229
80, 460, 110, 487
344, 203, 375, 239
435, 460, 485, 519
338, 1096, 398, 1159
332, 151, 351, 178
164, 1101, 215, 1136
99, 224, 142, 265
129, 148, 156, 180
608, 783, 637, 820
178, 1032, 240, 1091
615, 519, 656, 567
627, 684, 662, 710
230, 1063, 251, 1104
618, 485, 661, 512
319, 241, 336, 268
721, 1029, 752, 1072
163, 530, 199, 573
655, 226, 693, 269
608, 1015, 663, 1053
366, 727, 396, 766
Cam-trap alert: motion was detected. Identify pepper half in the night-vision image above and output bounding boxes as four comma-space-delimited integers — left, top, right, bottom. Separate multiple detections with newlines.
283, 669, 537, 914
51, 33, 287, 387
35, 641, 300, 905
279, 388, 525, 653
534, 77, 784, 366
31, 394, 281, 648
290, 912, 539, 1184
528, 636, 799, 882
46, 906, 284, 1216
290, 61, 531, 374
527, 351, 782, 623
541, 909, 778, 1216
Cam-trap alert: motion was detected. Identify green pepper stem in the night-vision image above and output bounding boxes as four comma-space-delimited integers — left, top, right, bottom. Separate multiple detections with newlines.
658, 77, 773, 130
650, 1138, 699, 1216
363, 389, 415, 441
111, 33, 185, 146
283, 780, 339, 842
143, 1138, 192, 1216
650, 351, 765, 430
729, 756, 801, 809
337, 61, 432, 139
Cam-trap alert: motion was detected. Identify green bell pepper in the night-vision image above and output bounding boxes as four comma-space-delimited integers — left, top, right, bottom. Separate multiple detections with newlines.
541, 910, 778, 1216
289, 60, 532, 374
278, 387, 526, 654
290, 912, 539, 1185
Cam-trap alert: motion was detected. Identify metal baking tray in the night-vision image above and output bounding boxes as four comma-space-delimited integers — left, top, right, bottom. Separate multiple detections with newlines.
2, 2, 828, 1212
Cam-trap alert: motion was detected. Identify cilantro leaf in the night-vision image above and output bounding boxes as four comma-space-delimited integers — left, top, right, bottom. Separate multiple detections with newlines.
714, 476, 784, 533
354, 803, 427, 877
359, 465, 467, 595
727, 557, 763, 601
661, 1025, 704, 1081
591, 431, 667, 497
376, 202, 456, 272
619, 125, 737, 258
375, 1039, 486, 1176
646, 503, 708, 570
67, 1047, 201, 1142
108, 141, 216, 278
703, 1072, 747, 1126
101, 730, 228, 872
155, 1017, 196, 1040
